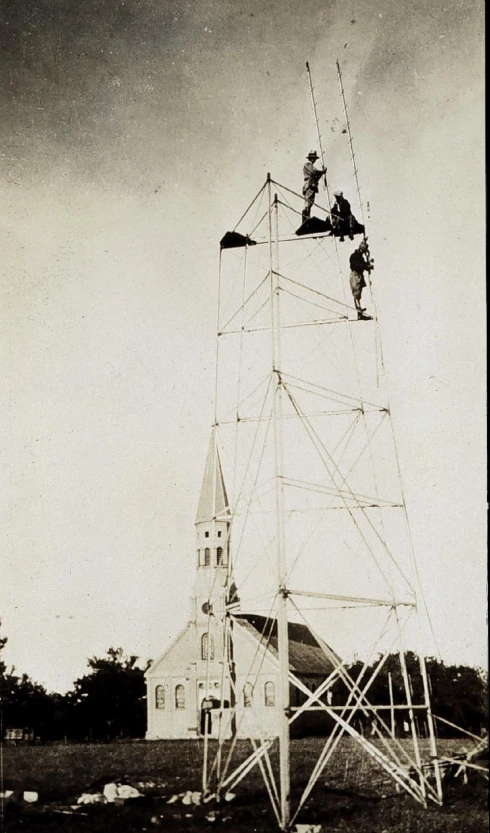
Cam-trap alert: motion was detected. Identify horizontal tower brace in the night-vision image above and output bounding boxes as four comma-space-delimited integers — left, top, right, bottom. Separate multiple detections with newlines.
288, 589, 416, 607
220, 317, 373, 335
282, 476, 401, 506
217, 407, 368, 424
290, 704, 430, 711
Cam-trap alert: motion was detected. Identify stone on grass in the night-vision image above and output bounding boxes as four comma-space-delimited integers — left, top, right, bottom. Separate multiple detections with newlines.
103, 783, 118, 803
23, 791, 39, 804
117, 784, 142, 800
102, 783, 142, 803
77, 793, 105, 805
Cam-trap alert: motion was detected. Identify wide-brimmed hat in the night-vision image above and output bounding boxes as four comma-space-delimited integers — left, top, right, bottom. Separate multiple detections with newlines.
307, 150, 319, 160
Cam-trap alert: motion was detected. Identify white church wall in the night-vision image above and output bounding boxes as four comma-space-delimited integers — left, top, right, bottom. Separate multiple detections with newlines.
146, 625, 196, 739
233, 623, 282, 739
147, 621, 235, 739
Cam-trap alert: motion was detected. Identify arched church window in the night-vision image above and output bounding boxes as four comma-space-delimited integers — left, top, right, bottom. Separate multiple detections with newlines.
155, 685, 165, 709
204, 548, 211, 566
201, 633, 215, 660
264, 681, 275, 707
243, 682, 254, 708
216, 547, 223, 565
175, 684, 186, 709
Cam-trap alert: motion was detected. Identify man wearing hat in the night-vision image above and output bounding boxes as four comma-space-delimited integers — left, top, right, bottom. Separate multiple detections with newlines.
302, 150, 326, 224
349, 239, 373, 320
331, 191, 355, 241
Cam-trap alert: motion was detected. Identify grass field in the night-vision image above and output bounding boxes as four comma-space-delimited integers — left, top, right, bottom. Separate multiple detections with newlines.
1, 738, 487, 832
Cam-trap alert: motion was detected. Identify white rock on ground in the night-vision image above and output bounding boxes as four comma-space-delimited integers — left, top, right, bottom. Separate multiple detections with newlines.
23, 792, 39, 804
77, 793, 105, 805
117, 785, 142, 800
103, 783, 118, 803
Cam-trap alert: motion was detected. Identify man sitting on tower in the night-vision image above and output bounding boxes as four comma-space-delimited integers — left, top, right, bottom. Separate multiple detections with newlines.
302, 150, 326, 224
331, 191, 355, 241
349, 239, 373, 320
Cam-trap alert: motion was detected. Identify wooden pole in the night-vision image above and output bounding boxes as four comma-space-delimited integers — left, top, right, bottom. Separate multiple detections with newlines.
419, 656, 443, 803
306, 61, 328, 195
336, 58, 365, 227
268, 177, 290, 829
398, 648, 426, 804
202, 700, 209, 792
388, 672, 395, 738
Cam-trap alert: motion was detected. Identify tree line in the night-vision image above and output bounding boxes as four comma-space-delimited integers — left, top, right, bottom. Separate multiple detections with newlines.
331, 651, 487, 739
0, 624, 487, 742
1, 626, 150, 742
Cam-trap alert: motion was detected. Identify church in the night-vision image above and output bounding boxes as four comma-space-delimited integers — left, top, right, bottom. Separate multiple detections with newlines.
145, 435, 338, 740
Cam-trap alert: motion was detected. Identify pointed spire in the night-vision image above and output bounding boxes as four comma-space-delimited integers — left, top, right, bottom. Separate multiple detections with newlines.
195, 432, 230, 524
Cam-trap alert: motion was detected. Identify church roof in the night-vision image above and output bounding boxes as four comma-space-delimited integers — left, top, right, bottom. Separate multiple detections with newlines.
235, 613, 340, 676
195, 433, 230, 524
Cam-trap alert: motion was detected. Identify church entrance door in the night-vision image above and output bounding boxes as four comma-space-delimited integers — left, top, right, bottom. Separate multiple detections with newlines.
200, 696, 216, 736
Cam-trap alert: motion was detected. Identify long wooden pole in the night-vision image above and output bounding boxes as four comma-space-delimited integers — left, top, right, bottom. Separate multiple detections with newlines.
388, 672, 395, 738
306, 61, 328, 195
419, 654, 443, 802
268, 176, 290, 829
336, 58, 365, 227
398, 648, 426, 804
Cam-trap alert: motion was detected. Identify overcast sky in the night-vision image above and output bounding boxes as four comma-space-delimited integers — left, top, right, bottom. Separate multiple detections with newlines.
1, 0, 485, 693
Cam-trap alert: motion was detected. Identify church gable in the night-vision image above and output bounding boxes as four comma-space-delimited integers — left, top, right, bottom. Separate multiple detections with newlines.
146, 625, 193, 679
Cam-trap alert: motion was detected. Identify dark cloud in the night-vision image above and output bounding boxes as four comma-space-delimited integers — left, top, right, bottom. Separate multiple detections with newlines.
0, 0, 483, 191
1, 1, 181, 136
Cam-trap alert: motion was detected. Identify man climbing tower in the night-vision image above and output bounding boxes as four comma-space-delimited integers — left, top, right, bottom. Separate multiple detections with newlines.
349, 239, 373, 320
331, 191, 355, 241
302, 151, 326, 224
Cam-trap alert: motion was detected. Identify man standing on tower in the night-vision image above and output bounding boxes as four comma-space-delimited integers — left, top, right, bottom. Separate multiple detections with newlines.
302, 150, 326, 224
349, 240, 373, 320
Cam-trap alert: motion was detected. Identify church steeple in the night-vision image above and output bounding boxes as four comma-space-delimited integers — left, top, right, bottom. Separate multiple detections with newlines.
195, 432, 230, 524
191, 432, 237, 624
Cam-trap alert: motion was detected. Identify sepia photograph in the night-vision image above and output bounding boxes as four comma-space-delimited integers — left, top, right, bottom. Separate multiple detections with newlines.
0, 0, 486, 830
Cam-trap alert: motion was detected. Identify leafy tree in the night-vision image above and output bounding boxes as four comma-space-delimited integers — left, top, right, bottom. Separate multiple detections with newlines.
66, 647, 151, 741
2, 630, 152, 742
332, 651, 487, 738
0, 621, 54, 740
426, 658, 487, 737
